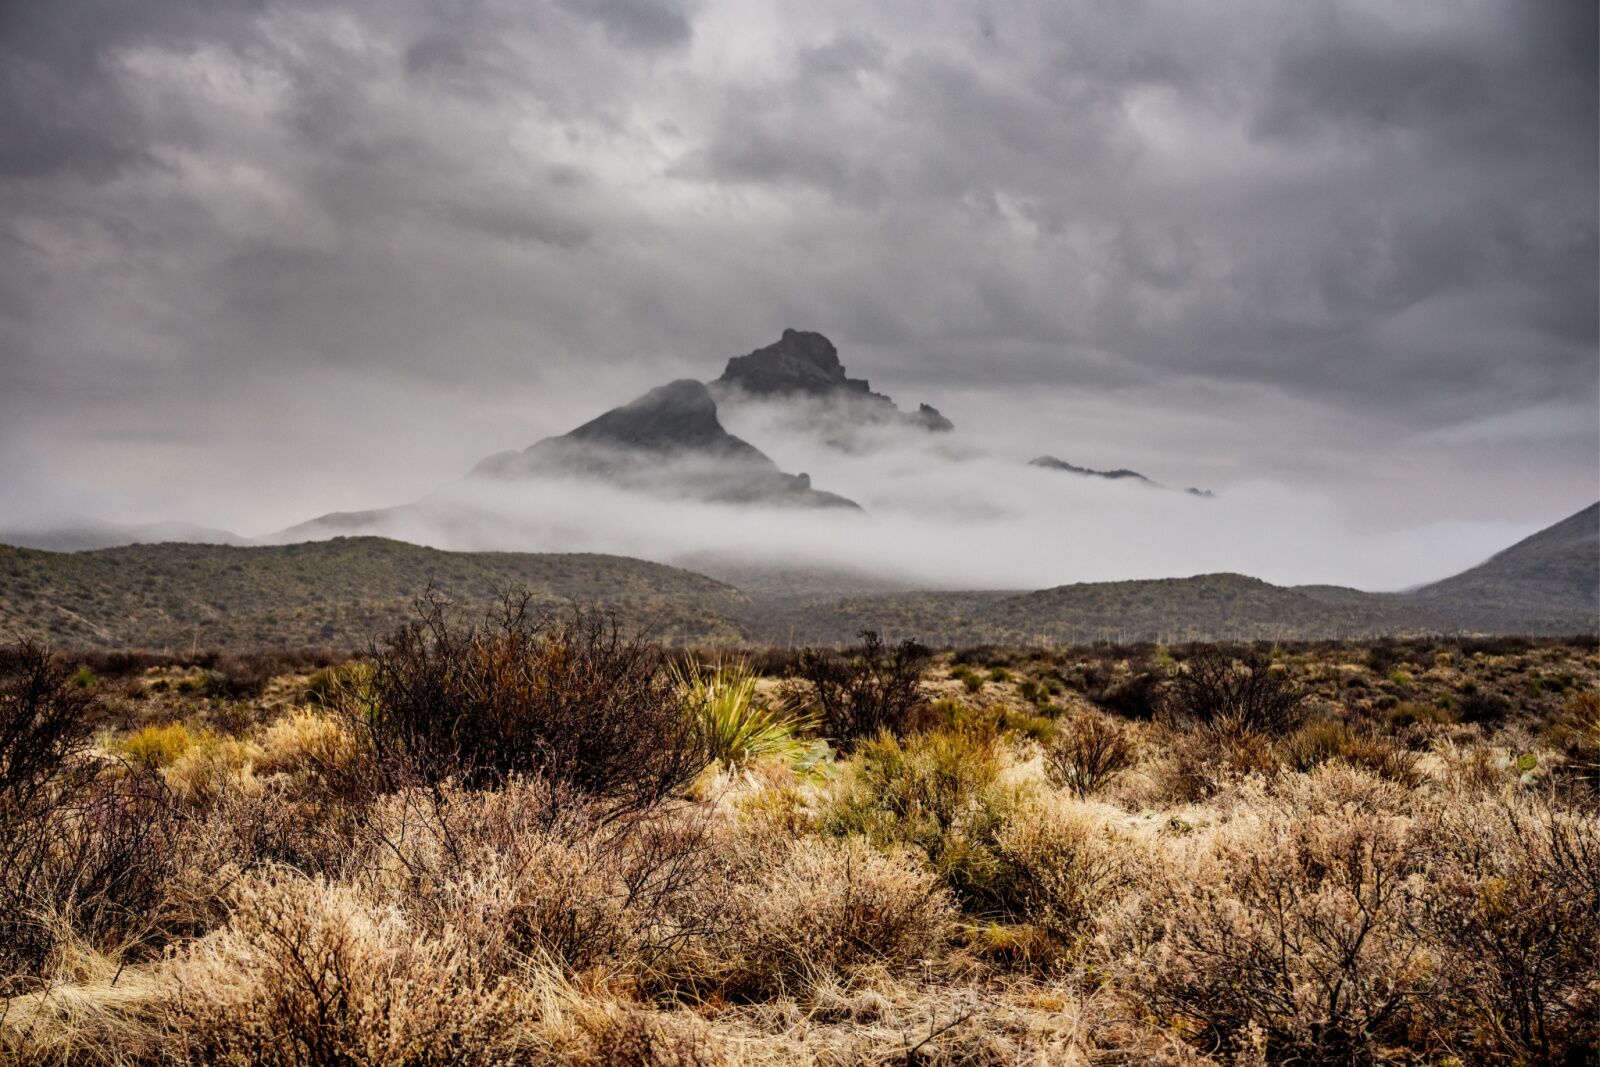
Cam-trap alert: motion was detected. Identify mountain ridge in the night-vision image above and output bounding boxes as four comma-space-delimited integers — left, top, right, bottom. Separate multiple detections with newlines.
3, 503, 1593, 650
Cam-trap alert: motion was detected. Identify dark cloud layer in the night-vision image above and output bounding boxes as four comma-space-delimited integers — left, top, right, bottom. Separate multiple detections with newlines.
0, 0, 1594, 542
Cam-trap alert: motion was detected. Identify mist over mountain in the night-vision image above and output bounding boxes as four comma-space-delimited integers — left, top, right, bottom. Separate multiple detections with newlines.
268, 328, 1378, 592
1030, 456, 1214, 498
0, 326, 1529, 597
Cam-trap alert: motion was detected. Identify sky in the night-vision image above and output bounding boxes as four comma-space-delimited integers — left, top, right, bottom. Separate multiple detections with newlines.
0, 0, 1595, 589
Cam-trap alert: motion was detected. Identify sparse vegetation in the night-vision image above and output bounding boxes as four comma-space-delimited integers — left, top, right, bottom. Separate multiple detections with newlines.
796, 629, 931, 746
1, 626, 1597, 1066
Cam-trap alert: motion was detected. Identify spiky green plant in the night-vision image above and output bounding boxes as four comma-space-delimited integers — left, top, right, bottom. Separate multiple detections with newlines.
674, 659, 819, 769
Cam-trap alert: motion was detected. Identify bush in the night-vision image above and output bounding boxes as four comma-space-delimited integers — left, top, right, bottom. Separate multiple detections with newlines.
360, 778, 726, 980
797, 630, 931, 747
1283, 719, 1423, 787
1165, 647, 1308, 736
1043, 714, 1138, 798
0, 640, 191, 993
1457, 690, 1513, 725
950, 665, 985, 694
0, 638, 96, 817
820, 727, 1022, 911
0, 768, 184, 995
1086, 668, 1166, 720
705, 837, 954, 999
1550, 689, 1600, 796
119, 722, 206, 771
1419, 799, 1600, 1062
1137, 776, 1432, 1063
199, 656, 277, 700
990, 798, 1139, 954
156, 873, 527, 1066
362, 592, 710, 813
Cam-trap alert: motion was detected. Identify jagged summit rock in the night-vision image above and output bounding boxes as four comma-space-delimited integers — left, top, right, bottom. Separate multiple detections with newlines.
711, 329, 953, 435
716, 329, 875, 397
472, 378, 858, 509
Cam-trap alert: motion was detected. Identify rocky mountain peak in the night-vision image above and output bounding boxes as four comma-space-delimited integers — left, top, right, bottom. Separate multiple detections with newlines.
712, 329, 953, 434
715, 329, 866, 396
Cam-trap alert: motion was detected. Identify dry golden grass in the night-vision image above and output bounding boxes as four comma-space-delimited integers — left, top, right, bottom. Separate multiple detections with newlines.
1, 637, 1596, 1065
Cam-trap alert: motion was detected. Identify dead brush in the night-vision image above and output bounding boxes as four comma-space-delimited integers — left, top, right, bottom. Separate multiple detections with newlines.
361, 590, 712, 814
352, 777, 732, 983
989, 797, 1144, 959
1165, 647, 1310, 737
1134, 786, 1434, 1064
684, 835, 956, 1002
1417, 795, 1600, 1062
796, 630, 932, 747
1282, 718, 1424, 788
1043, 714, 1139, 798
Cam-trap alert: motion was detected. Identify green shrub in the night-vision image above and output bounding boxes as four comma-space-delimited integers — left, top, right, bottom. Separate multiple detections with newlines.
820, 727, 1024, 911
673, 659, 819, 769
119, 722, 204, 771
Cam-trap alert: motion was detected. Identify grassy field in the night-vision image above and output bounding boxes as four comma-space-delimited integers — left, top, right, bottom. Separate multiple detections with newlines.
2, 615, 1596, 1065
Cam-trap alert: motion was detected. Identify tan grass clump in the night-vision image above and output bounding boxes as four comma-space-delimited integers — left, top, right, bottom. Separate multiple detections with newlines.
154, 871, 531, 1066
695, 835, 955, 1001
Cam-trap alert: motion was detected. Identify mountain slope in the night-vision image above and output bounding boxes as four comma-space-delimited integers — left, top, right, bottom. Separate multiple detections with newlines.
1402, 502, 1599, 628
743, 505, 1600, 644
471, 378, 857, 508
0, 538, 749, 650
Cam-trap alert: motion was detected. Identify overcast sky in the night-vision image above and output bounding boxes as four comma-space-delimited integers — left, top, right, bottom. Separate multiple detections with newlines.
1, 0, 1595, 555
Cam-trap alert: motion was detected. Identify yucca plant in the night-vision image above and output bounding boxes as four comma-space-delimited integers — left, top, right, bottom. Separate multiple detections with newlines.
674, 659, 820, 769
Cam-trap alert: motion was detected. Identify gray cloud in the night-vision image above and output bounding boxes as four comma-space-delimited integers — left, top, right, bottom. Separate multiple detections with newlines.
0, 0, 1593, 550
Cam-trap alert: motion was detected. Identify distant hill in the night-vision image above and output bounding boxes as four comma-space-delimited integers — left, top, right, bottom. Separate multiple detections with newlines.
0, 538, 749, 651
3, 504, 1593, 651
0, 519, 245, 552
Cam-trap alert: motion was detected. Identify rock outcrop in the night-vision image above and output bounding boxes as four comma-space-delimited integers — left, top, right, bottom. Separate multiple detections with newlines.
711, 329, 953, 435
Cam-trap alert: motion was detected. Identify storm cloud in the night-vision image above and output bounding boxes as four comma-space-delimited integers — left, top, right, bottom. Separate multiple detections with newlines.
0, 0, 1594, 570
